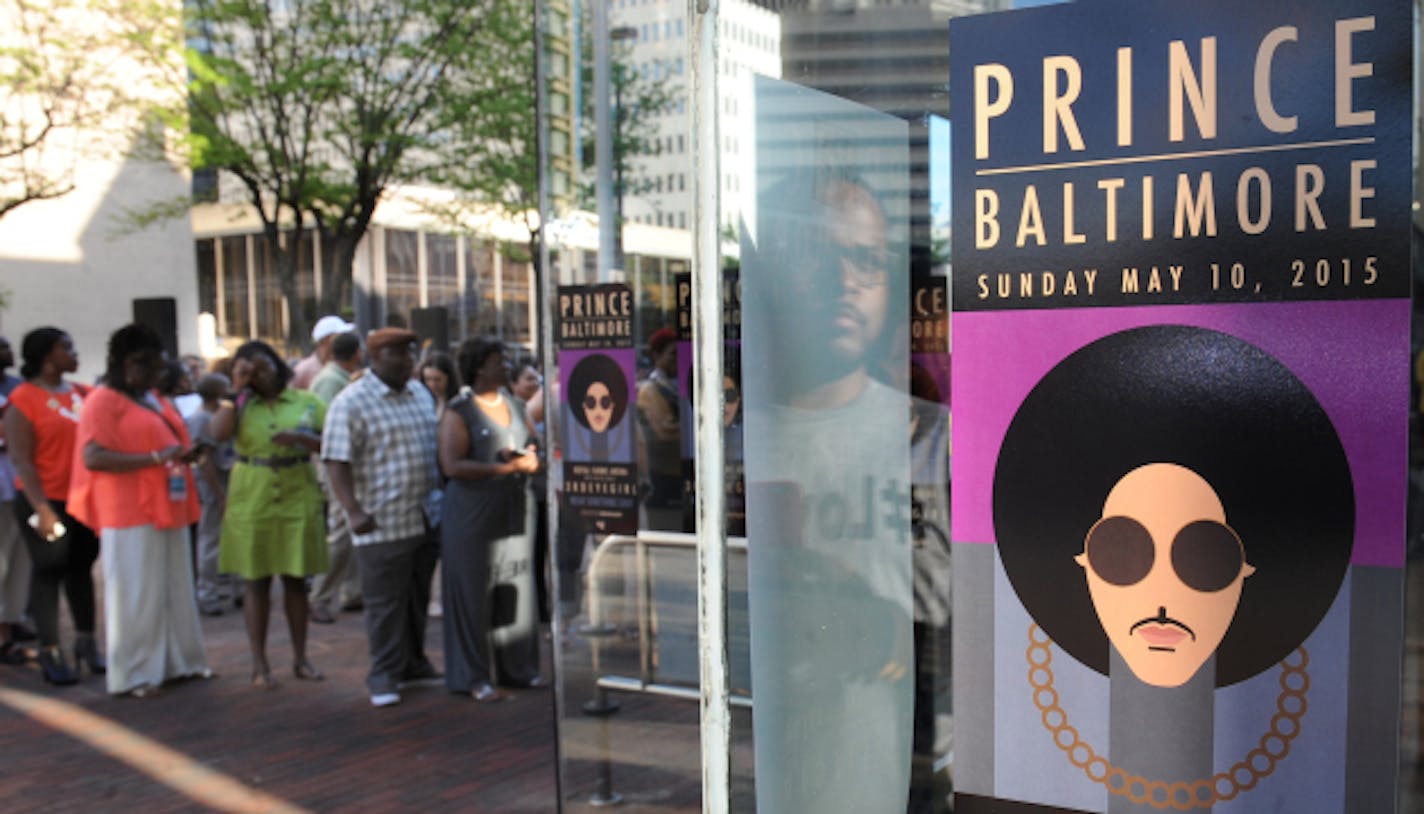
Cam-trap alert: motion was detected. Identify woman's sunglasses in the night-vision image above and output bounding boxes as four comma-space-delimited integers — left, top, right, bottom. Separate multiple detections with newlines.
1084, 515, 1246, 593
583, 395, 614, 410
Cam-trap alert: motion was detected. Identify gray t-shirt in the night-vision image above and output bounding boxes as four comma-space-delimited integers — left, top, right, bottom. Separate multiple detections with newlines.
744, 378, 914, 813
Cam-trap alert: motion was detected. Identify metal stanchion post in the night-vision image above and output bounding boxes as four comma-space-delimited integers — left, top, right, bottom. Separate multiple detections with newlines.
583, 684, 623, 806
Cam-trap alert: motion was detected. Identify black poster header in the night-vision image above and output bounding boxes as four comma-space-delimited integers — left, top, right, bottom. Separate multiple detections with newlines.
950, 0, 1412, 311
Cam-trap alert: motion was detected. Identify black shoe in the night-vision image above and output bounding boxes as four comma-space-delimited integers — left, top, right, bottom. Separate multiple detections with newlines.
0, 639, 27, 665
38, 647, 78, 686
74, 636, 106, 675
10, 622, 35, 642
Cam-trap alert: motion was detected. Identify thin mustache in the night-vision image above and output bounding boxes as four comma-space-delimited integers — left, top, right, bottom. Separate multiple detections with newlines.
1129, 608, 1196, 641
835, 303, 866, 325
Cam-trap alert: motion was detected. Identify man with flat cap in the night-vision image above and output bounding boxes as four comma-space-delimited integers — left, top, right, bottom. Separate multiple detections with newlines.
322, 327, 442, 707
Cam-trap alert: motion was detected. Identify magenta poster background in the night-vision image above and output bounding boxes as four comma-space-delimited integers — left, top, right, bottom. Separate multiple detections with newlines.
951, 299, 1408, 567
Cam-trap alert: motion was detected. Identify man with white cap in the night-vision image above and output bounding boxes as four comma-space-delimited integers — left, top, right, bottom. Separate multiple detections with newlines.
292, 315, 355, 390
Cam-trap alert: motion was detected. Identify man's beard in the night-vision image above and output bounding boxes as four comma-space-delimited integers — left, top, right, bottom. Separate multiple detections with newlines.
768, 306, 873, 393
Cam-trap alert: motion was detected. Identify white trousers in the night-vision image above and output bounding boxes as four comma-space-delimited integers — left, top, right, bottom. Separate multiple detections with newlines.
101, 525, 208, 694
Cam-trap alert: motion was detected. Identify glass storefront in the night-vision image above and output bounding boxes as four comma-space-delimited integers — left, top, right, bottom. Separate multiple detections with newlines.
539, 1, 1424, 813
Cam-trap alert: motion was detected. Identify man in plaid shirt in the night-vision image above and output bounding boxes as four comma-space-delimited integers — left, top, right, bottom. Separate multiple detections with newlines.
323, 328, 442, 707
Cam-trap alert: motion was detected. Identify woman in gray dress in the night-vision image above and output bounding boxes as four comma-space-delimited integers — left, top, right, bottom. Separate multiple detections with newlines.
439, 337, 543, 702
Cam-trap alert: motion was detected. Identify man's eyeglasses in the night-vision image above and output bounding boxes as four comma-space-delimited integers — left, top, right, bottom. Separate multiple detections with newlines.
795, 243, 889, 288
1083, 515, 1246, 593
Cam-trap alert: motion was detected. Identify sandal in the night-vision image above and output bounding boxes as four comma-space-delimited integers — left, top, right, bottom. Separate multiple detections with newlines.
471, 683, 507, 703
129, 683, 160, 699
293, 660, 324, 681
251, 670, 278, 690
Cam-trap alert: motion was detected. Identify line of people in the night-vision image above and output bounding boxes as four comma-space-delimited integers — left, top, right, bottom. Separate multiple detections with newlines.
0, 317, 548, 708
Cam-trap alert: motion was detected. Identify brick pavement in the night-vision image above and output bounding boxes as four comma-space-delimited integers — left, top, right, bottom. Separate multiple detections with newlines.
6, 564, 1424, 812
0, 598, 560, 813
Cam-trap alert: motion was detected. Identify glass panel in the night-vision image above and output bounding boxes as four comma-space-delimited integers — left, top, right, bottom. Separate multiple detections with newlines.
384, 228, 420, 328
742, 75, 913, 813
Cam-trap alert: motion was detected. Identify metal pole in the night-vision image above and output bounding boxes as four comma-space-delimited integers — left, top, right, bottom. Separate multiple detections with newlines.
593, 0, 615, 282
689, 1, 730, 812
614, 78, 625, 273
584, 685, 624, 807
532, 5, 569, 811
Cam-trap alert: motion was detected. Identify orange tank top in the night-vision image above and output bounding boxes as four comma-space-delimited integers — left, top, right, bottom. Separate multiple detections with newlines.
9, 381, 87, 500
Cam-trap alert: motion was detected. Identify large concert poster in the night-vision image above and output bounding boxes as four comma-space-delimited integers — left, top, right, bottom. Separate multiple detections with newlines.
557, 284, 638, 535
949, 1, 1412, 812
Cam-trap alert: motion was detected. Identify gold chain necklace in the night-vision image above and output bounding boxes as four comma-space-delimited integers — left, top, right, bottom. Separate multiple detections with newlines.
1027, 623, 1309, 810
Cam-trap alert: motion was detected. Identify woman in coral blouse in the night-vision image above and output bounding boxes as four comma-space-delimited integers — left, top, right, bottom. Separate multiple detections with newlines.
68, 324, 209, 697
5, 327, 100, 685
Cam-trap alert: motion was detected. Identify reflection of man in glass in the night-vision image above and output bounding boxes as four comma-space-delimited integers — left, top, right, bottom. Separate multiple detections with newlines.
764, 176, 894, 408
565, 353, 631, 463
744, 166, 912, 813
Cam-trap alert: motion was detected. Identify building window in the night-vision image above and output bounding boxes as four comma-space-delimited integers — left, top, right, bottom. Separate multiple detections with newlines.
220, 237, 249, 339
384, 229, 420, 328
253, 239, 286, 349
467, 239, 497, 338
195, 239, 217, 318
426, 233, 461, 347
500, 253, 531, 346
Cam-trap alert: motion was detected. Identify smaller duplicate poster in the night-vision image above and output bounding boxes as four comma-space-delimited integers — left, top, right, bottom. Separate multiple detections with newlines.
557, 283, 638, 534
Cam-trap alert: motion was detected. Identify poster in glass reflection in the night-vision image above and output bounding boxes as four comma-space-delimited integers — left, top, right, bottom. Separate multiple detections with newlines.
675, 270, 745, 537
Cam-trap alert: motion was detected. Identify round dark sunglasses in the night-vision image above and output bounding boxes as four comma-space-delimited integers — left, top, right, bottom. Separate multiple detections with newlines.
583, 395, 614, 410
1084, 515, 1246, 593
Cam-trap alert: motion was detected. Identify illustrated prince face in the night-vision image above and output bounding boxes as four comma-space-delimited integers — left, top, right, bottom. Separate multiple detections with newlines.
994, 326, 1353, 688
568, 353, 630, 435
1076, 462, 1254, 687
583, 381, 614, 432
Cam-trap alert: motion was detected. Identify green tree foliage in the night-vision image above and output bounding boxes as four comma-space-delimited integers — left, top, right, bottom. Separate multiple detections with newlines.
421, 4, 677, 249
0, 0, 180, 219
576, 24, 679, 212
184, 0, 516, 347
415, 0, 538, 252
182, 0, 678, 349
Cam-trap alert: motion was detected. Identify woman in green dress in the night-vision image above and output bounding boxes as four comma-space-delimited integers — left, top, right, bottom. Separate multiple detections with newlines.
210, 341, 328, 688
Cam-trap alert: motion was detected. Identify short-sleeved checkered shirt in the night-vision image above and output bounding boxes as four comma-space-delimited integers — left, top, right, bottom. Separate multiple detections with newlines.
321, 371, 439, 546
